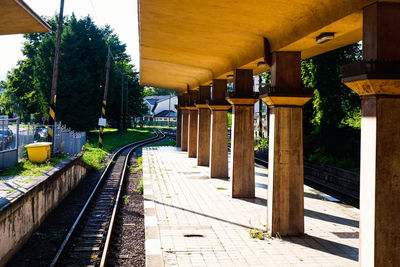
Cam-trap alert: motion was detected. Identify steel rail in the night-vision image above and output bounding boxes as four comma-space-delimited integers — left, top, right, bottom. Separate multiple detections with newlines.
50, 130, 165, 267
100, 130, 165, 266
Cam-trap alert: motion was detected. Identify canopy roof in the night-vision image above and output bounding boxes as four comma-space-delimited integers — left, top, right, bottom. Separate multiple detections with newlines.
138, 0, 398, 93
0, 0, 50, 35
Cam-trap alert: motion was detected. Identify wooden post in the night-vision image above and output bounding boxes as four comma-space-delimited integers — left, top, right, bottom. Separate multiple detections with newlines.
196, 86, 211, 166
340, 3, 400, 265
48, 0, 65, 144
260, 52, 312, 236
227, 69, 258, 198
208, 79, 230, 178
187, 90, 199, 158
99, 47, 111, 148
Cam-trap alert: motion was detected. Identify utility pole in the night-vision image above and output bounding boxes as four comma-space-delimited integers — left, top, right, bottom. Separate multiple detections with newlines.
258, 75, 263, 139
48, 0, 65, 143
98, 47, 111, 148
120, 73, 124, 136
125, 77, 129, 132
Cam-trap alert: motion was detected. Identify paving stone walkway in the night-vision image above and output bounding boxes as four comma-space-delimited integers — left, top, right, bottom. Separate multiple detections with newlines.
143, 147, 359, 267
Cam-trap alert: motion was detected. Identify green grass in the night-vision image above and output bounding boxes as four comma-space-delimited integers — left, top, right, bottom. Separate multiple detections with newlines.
80, 145, 109, 170
137, 177, 144, 194
0, 156, 68, 180
254, 137, 269, 151
82, 128, 153, 170
149, 139, 176, 147
130, 156, 143, 172
88, 128, 153, 153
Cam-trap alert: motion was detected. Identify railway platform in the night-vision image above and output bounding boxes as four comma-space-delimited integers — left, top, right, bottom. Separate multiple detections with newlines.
143, 147, 359, 267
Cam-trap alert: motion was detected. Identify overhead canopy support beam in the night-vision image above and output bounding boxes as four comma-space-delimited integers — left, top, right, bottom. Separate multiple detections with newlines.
208, 79, 230, 178
196, 86, 211, 166
227, 69, 258, 198
187, 90, 199, 158
260, 51, 312, 236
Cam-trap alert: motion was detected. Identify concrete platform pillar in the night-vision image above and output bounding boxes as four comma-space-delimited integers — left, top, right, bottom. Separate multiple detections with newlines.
260, 52, 312, 236
208, 79, 231, 178
340, 3, 400, 265
195, 86, 211, 166
175, 95, 183, 147
181, 93, 189, 152
187, 90, 199, 158
227, 69, 258, 198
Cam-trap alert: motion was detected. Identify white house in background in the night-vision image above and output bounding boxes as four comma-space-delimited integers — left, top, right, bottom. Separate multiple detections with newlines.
143, 95, 178, 122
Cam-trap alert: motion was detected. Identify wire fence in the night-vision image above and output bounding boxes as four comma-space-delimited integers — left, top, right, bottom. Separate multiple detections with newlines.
53, 122, 86, 155
0, 117, 86, 170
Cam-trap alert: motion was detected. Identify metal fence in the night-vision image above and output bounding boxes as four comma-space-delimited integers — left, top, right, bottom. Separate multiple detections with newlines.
141, 120, 177, 127
0, 117, 20, 170
0, 117, 86, 170
53, 122, 86, 155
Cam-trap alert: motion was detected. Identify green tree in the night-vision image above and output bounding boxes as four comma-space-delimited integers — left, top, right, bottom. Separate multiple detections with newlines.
1, 15, 146, 130
143, 87, 176, 97
301, 43, 362, 170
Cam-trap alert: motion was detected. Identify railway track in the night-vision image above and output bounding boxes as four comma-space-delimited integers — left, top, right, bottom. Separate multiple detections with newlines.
50, 130, 165, 267
255, 156, 359, 206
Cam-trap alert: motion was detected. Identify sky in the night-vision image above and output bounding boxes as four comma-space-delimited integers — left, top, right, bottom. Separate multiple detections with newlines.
0, 0, 139, 81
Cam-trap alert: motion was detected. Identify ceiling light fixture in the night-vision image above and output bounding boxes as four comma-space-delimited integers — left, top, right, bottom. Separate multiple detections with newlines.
316, 32, 335, 44
227, 74, 234, 79
257, 61, 266, 68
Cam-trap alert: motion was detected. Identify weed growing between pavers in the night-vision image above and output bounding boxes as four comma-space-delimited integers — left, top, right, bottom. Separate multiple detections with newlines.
7, 188, 16, 194
276, 232, 282, 240
216, 187, 227, 190
249, 226, 265, 240
161, 172, 168, 190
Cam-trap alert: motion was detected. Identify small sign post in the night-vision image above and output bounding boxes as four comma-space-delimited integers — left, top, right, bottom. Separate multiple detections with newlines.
98, 118, 106, 127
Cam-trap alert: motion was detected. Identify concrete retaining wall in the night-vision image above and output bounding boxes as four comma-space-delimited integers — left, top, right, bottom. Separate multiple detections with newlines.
0, 156, 91, 266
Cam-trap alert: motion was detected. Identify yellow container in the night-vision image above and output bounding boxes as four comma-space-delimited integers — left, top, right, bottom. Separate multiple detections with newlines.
25, 142, 52, 163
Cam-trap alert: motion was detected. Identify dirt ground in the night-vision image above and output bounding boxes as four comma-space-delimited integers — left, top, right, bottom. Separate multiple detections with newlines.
108, 154, 145, 267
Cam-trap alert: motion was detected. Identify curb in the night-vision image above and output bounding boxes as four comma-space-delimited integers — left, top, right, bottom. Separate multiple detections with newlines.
143, 148, 163, 267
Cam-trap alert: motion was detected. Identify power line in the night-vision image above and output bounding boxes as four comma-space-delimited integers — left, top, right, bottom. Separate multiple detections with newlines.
88, 0, 99, 23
